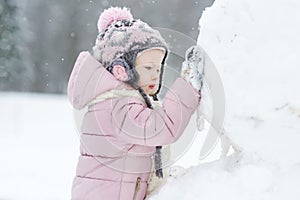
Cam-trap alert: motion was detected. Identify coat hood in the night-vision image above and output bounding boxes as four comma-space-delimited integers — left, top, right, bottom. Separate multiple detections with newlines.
67, 51, 122, 110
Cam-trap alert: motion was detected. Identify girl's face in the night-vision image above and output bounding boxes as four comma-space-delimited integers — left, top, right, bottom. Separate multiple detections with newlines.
135, 49, 165, 95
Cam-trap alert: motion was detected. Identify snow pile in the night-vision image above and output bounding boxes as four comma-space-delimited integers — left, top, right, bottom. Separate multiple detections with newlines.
149, 0, 300, 199
150, 153, 300, 200
198, 0, 300, 167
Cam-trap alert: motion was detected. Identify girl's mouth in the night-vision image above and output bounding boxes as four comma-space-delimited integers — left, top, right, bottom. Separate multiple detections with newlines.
149, 85, 155, 89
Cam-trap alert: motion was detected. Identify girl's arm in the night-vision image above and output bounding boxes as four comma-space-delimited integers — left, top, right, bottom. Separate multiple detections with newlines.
111, 77, 200, 146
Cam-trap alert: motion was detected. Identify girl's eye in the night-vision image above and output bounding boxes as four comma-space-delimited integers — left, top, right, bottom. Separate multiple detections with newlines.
145, 66, 152, 70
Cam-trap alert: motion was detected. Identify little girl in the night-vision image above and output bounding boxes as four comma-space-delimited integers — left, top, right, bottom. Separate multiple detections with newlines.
67, 7, 204, 200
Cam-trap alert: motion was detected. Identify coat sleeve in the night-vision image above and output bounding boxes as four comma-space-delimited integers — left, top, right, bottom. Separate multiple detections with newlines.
111, 77, 200, 146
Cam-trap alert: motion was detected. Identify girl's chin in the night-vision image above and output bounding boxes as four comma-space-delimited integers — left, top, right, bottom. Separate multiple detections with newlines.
149, 89, 158, 96
144, 89, 154, 96
141, 86, 158, 95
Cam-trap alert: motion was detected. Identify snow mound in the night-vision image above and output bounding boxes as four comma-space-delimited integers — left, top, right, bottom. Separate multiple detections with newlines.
149, 153, 300, 200
198, 0, 300, 167
149, 0, 300, 199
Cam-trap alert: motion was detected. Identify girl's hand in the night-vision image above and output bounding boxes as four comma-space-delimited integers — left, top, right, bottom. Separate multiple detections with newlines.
181, 45, 204, 91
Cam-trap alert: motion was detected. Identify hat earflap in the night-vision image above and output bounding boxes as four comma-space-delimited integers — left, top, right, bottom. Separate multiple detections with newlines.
108, 58, 140, 87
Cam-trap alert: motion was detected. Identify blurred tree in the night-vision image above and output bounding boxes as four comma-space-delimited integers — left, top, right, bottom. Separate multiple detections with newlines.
0, 0, 23, 91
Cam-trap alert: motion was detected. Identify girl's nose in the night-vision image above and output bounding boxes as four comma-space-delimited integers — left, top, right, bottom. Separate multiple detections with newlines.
151, 69, 160, 80
152, 73, 159, 81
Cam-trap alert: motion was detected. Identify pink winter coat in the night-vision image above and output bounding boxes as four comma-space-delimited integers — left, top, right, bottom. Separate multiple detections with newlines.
67, 51, 200, 200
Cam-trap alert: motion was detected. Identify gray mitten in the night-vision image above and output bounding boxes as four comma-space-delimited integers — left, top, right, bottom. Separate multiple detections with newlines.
181, 45, 205, 91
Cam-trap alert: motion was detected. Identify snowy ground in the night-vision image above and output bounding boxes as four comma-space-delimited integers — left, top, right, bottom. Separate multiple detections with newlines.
1, 0, 300, 199
0, 93, 79, 199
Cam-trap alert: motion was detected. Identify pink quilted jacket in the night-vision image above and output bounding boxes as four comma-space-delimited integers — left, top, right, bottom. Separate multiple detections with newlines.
67, 51, 200, 200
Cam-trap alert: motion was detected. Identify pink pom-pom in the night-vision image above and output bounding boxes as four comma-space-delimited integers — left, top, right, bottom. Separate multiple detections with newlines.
97, 7, 133, 32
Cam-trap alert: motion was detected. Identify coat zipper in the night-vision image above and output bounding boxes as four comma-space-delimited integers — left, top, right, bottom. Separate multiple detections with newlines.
133, 177, 142, 200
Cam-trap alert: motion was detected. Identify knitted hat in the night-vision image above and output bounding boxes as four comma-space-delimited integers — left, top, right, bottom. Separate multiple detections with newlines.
92, 7, 168, 70
92, 6, 169, 103
92, 7, 168, 104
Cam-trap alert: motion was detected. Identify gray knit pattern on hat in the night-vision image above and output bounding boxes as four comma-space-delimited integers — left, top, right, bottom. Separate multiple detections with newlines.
92, 19, 168, 68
